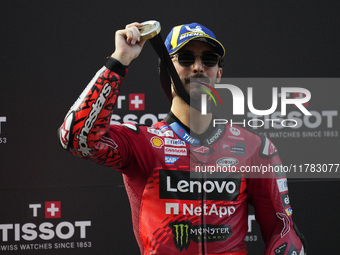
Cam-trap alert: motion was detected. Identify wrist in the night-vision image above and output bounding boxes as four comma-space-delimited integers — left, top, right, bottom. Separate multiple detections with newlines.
105, 57, 128, 77
111, 52, 133, 66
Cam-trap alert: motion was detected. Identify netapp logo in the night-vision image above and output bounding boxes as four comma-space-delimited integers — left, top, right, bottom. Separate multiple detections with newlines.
159, 170, 241, 201
166, 203, 236, 218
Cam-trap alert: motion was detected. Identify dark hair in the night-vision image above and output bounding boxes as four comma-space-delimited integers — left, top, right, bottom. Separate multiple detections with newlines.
218, 56, 225, 67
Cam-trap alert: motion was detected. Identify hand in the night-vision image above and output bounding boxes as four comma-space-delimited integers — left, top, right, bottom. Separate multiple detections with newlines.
111, 22, 147, 65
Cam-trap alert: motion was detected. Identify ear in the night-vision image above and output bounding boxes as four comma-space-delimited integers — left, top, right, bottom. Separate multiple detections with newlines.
216, 67, 222, 83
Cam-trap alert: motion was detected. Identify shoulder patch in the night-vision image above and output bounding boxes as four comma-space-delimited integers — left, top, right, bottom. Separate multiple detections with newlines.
244, 127, 279, 158
262, 137, 278, 156
120, 122, 139, 134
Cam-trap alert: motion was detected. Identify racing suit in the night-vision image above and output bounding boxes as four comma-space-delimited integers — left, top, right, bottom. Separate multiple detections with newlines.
58, 58, 306, 255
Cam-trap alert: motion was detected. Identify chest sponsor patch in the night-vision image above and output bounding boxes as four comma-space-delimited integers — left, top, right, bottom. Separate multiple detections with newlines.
169, 221, 232, 252
216, 157, 239, 167
164, 138, 186, 147
220, 140, 246, 157
165, 156, 179, 164
164, 147, 187, 156
159, 169, 241, 201
228, 127, 244, 141
150, 137, 164, 148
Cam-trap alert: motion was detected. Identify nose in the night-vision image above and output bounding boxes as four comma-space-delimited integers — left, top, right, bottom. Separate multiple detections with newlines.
192, 55, 204, 74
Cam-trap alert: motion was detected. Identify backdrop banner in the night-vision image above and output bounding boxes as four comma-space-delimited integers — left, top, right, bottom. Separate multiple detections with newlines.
0, 1, 339, 254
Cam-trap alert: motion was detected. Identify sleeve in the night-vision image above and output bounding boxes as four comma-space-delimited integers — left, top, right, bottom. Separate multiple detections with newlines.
247, 136, 307, 255
57, 58, 130, 169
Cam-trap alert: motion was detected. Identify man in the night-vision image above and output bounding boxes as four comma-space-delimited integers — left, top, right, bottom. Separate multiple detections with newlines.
58, 22, 306, 255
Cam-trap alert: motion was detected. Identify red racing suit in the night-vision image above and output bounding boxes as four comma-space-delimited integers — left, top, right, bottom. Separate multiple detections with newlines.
58, 58, 306, 255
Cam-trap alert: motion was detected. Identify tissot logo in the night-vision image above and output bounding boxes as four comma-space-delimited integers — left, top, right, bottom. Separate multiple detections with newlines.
111, 95, 167, 126
0, 201, 91, 243
159, 170, 241, 201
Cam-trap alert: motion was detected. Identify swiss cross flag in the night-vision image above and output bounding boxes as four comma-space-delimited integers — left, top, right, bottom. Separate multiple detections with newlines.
45, 201, 61, 218
129, 93, 145, 111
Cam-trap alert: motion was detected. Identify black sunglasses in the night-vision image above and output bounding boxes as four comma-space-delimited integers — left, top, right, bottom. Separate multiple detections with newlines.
172, 52, 221, 68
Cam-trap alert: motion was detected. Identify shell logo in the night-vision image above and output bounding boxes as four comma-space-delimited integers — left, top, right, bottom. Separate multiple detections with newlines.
150, 137, 164, 148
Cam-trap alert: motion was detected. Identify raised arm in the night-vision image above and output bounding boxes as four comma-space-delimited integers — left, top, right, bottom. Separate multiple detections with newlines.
58, 22, 146, 167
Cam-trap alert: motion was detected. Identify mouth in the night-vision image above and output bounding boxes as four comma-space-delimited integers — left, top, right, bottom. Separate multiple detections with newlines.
188, 80, 212, 93
184, 74, 209, 85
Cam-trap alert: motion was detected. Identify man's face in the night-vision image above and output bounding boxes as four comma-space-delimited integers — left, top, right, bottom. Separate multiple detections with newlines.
171, 40, 223, 100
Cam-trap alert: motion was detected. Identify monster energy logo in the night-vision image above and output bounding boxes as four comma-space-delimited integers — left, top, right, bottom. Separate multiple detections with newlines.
169, 221, 191, 251
169, 221, 232, 251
